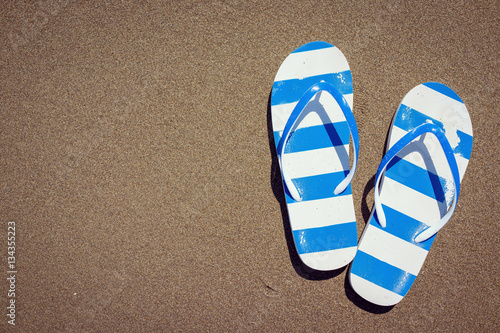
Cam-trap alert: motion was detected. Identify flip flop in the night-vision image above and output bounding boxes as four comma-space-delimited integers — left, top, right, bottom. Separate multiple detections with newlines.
271, 41, 359, 271
349, 82, 473, 306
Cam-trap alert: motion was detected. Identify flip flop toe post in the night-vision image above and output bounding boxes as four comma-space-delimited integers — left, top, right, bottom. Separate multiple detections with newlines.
349, 82, 473, 306
271, 42, 359, 271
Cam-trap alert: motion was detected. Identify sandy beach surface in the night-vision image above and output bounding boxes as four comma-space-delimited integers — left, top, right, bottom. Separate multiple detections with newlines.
0, 1, 498, 331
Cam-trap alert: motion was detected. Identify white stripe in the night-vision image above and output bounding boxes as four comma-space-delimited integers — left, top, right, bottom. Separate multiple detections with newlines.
299, 246, 357, 271
389, 126, 470, 181
357, 224, 429, 276
400, 84, 473, 136
274, 46, 350, 82
379, 177, 447, 226
282, 145, 350, 179
287, 195, 356, 230
349, 273, 404, 306
272, 93, 353, 132
451, 153, 469, 181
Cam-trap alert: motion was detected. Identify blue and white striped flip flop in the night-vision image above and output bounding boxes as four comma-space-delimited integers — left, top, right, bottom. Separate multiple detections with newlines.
271, 41, 359, 271
349, 82, 473, 306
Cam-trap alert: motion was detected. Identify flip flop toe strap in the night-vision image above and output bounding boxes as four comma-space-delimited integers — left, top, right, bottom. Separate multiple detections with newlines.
374, 122, 461, 243
277, 81, 359, 202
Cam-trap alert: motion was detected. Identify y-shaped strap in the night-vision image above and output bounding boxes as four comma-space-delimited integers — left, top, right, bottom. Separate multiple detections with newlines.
277, 81, 359, 202
374, 122, 461, 243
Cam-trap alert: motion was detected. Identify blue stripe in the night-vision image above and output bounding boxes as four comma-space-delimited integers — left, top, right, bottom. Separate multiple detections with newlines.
271, 72, 353, 106
386, 156, 451, 203
292, 41, 334, 53
293, 222, 357, 254
350, 251, 416, 297
455, 130, 473, 160
423, 82, 463, 103
285, 172, 351, 203
274, 121, 350, 154
394, 105, 473, 160
372, 205, 435, 251
394, 104, 445, 131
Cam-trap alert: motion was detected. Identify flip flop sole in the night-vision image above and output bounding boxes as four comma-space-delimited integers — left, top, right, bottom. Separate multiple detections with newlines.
271, 41, 357, 271
349, 82, 473, 306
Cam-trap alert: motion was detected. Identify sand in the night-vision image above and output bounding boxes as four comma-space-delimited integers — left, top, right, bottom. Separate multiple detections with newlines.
0, 0, 498, 331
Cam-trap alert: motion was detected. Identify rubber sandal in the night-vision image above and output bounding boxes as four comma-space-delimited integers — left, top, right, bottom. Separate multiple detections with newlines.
349, 82, 473, 306
271, 41, 359, 271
